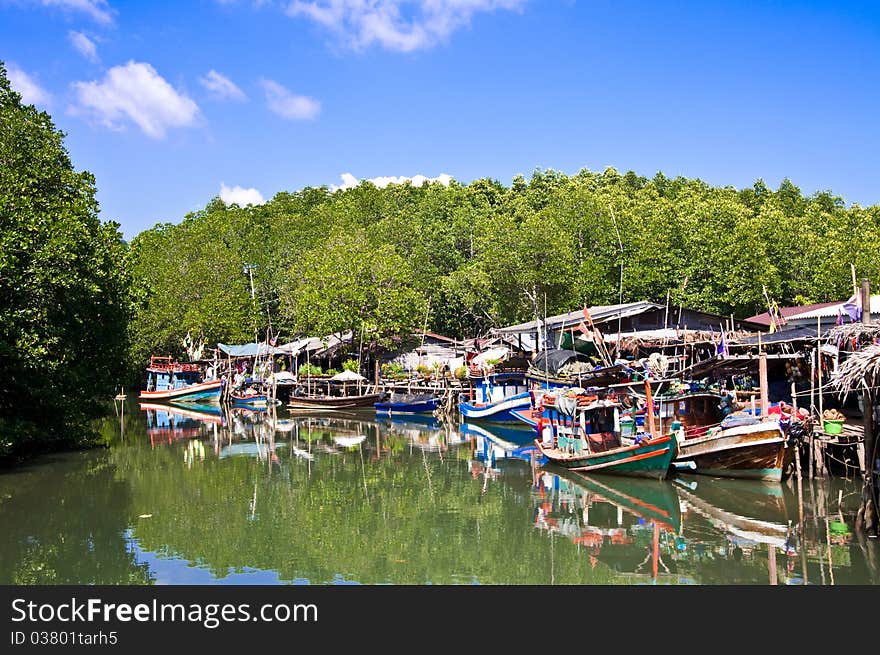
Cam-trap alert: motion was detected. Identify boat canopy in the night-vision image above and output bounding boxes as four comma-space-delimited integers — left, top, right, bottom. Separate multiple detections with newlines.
217, 342, 286, 357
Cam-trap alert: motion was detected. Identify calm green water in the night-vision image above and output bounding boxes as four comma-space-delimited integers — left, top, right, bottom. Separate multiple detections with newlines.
1, 398, 877, 585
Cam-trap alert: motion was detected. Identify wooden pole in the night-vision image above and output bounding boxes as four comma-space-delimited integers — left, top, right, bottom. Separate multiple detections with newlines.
645, 379, 657, 438
861, 278, 877, 536
861, 280, 874, 471
809, 349, 816, 479
768, 544, 777, 586
817, 317, 824, 421
759, 351, 769, 421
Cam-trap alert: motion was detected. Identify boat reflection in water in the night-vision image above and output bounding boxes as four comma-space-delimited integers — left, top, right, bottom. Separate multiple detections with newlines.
463, 420, 538, 494
530, 463, 810, 584
670, 476, 803, 585
532, 467, 684, 583
140, 402, 224, 448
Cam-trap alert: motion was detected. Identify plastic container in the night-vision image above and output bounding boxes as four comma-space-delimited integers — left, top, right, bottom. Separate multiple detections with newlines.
620, 418, 635, 438
823, 419, 844, 434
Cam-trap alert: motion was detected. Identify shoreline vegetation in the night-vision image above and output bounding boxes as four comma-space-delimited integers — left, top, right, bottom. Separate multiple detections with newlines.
3, 60, 880, 463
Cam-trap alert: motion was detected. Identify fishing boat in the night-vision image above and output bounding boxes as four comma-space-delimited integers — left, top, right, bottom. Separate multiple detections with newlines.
230, 390, 272, 407
458, 371, 531, 422
288, 392, 385, 411
673, 418, 789, 482
622, 384, 789, 482
139, 356, 222, 403
533, 387, 676, 479
374, 392, 440, 415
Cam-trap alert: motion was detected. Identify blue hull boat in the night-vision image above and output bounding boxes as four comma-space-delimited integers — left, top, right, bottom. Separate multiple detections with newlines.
458, 391, 532, 423
375, 396, 440, 415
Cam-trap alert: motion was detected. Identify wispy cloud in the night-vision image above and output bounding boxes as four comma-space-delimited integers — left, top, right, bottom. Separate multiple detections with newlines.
6, 63, 52, 106
199, 70, 247, 101
39, 0, 115, 25
285, 0, 526, 52
260, 78, 320, 120
68, 31, 99, 63
332, 172, 453, 190
220, 182, 265, 206
71, 61, 200, 139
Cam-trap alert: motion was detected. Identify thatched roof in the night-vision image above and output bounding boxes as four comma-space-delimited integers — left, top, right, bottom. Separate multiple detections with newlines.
829, 343, 880, 399
826, 322, 880, 348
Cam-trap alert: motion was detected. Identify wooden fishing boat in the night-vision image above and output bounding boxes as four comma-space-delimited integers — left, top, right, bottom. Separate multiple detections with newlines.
533, 388, 676, 479
673, 420, 788, 482
624, 385, 789, 481
287, 392, 384, 411
139, 356, 222, 403
374, 393, 440, 415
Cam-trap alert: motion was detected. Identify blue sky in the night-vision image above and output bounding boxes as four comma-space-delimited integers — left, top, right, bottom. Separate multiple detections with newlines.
2, 0, 879, 240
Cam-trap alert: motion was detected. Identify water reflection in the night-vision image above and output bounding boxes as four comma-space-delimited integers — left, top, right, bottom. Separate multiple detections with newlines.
0, 399, 877, 585
531, 468, 685, 583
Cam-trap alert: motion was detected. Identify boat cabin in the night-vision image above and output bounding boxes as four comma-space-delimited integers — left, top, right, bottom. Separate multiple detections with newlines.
467, 372, 528, 406
540, 392, 624, 455
144, 356, 202, 392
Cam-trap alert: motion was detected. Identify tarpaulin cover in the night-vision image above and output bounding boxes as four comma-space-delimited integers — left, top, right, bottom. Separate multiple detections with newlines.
531, 349, 586, 376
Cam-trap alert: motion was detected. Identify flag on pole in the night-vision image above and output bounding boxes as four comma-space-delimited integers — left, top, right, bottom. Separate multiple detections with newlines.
842, 291, 862, 322
717, 328, 728, 356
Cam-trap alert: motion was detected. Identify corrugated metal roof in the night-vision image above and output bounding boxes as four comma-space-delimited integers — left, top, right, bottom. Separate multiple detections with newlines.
786, 294, 880, 321
492, 301, 663, 335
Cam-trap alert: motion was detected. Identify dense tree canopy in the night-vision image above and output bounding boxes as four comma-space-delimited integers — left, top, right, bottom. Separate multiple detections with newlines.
128, 163, 880, 372
0, 62, 130, 460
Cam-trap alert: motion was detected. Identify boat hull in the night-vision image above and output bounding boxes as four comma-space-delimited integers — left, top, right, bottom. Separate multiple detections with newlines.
374, 397, 440, 415
535, 433, 676, 480
139, 379, 222, 403
288, 393, 384, 411
459, 392, 532, 423
675, 422, 787, 482
231, 394, 269, 407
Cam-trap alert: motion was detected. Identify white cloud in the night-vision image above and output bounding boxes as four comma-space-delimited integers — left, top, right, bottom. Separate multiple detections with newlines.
332, 172, 453, 190
71, 61, 200, 139
6, 64, 51, 106
260, 79, 320, 120
285, 0, 526, 52
40, 0, 115, 24
220, 182, 265, 206
199, 70, 247, 101
69, 31, 99, 63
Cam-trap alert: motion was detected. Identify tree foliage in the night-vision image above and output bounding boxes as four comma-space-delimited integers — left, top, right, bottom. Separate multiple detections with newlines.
0, 62, 131, 460
128, 166, 880, 371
